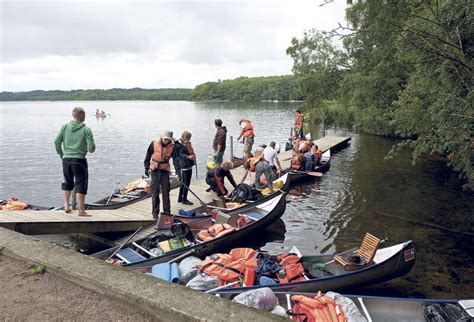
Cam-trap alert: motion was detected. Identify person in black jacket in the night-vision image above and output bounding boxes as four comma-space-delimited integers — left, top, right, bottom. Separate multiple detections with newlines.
205, 160, 237, 197
144, 130, 179, 219
174, 130, 196, 205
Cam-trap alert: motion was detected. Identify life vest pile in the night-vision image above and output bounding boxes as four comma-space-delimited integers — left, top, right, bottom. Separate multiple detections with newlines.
0, 199, 29, 211
276, 254, 306, 284
198, 248, 258, 286
291, 292, 347, 322
197, 223, 236, 242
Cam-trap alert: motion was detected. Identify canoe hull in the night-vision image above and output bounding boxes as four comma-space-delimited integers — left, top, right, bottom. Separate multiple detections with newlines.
92, 192, 287, 269
214, 241, 415, 294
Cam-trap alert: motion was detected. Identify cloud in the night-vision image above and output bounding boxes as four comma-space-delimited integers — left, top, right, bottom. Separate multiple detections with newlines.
0, 0, 347, 91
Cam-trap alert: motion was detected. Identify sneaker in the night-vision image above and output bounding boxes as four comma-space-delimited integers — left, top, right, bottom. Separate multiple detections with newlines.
205, 188, 211, 192
182, 200, 194, 205
177, 199, 182, 203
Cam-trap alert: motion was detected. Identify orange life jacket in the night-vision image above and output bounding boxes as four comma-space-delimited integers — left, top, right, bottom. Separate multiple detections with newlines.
198, 248, 257, 286
295, 112, 304, 129
291, 153, 304, 170
0, 199, 29, 211
276, 254, 306, 284
239, 119, 254, 138
197, 223, 236, 242
150, 137, 174, 172
291, 293, 347, 322
244, 155, 264, 172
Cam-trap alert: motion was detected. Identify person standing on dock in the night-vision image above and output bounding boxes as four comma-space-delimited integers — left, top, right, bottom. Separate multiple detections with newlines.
237, 119, 255, 159
174, 130, 196, 205
144, 131, 176, 220
212, 119, 227, 166
294, 109, 305, 139
54, 107, 96, 216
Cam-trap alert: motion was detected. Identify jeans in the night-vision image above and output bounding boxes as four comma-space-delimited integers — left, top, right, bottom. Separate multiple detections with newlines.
255, 161, 273, 190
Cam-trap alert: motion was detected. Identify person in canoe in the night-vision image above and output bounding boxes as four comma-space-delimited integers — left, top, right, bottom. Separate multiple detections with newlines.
241, 147, 274, 191
237, 119, 255, 159
205, 160, 237, 198
212, 119, 227, 166
54, 107, 96, 216
144, 130, 179, 220
174, 130, 196, 205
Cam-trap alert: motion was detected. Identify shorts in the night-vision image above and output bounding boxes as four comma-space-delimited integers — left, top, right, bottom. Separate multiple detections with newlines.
243, 136, 254, 155
62, 158, 89, 194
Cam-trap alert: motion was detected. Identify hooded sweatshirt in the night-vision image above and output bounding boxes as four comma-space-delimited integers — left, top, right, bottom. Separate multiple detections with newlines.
54, 120, 96, 159
213, 126, 227, 152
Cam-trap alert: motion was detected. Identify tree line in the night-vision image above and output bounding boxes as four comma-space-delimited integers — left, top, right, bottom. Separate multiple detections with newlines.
0, 88, 193, 101
191, 75, 303, 102
286, 1, 473, 189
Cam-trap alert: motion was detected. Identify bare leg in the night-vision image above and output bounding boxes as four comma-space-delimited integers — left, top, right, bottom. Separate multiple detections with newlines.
63, 190, 72, 213
76, 193, 90, 216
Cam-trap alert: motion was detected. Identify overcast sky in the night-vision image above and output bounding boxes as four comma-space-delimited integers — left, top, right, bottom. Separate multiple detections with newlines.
0, 0, 347, 91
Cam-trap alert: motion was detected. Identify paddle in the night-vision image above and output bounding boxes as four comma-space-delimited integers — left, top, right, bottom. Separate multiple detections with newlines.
105, 181, 121, 205
289, 170, 323, 177
106, 226, 143, 261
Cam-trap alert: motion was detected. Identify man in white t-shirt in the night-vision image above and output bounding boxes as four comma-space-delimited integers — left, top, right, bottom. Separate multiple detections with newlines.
263, 141, 282, 174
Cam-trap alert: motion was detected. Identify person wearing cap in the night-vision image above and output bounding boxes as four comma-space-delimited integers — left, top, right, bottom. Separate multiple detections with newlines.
237, 119, 255, 159
212, 119, 227, 166
205, 160, 237, 197
54, 107, 96, 216
144, 130, 178, 219
241, 147, 273, 190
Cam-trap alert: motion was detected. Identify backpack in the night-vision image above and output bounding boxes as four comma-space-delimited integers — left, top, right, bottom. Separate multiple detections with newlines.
229, 183, 262, 203
174, 140, 195, 169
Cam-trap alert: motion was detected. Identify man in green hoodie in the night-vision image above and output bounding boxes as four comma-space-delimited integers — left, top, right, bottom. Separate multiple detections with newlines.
54, 107, 96, 216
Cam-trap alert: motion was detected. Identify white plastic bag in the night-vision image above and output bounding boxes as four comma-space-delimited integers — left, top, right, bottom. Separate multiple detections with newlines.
185, 273, 219, 290
233, 287, 278, 311
178, 256, 202, 284
325, 291, 367, 322
270, 305, 288, 317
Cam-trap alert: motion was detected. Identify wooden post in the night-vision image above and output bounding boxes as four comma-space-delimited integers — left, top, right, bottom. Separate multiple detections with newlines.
230, 135, 234, 159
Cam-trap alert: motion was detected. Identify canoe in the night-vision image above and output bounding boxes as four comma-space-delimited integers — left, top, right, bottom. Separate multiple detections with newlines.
91, 190, 287, 268
156, 172, 291, 229
208, 240, 415, 294
85, 175, 180, 210
285, 150, 331, 184
221, 290, 474, 322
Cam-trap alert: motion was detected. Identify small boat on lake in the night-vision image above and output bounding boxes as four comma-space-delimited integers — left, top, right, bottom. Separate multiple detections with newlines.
285, 150, 331, 184
85, 175, 180, 210
204, 239, 415, 294
91, 190, 287, 268
156, 173, 290, 229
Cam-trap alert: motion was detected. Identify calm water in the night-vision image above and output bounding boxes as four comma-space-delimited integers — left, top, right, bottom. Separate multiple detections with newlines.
0, 101, 472, 298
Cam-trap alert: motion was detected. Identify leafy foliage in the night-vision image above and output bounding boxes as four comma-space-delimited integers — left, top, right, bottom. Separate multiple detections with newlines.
191, 75, 303, 102
0, 88, 193, 101
288, 0, 473, 186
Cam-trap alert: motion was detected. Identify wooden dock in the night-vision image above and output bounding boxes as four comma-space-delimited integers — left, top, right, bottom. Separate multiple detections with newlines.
0, 136, 350, 236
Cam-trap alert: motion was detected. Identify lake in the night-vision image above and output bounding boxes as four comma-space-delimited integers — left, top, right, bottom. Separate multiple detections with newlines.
0, 100, 472, 298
